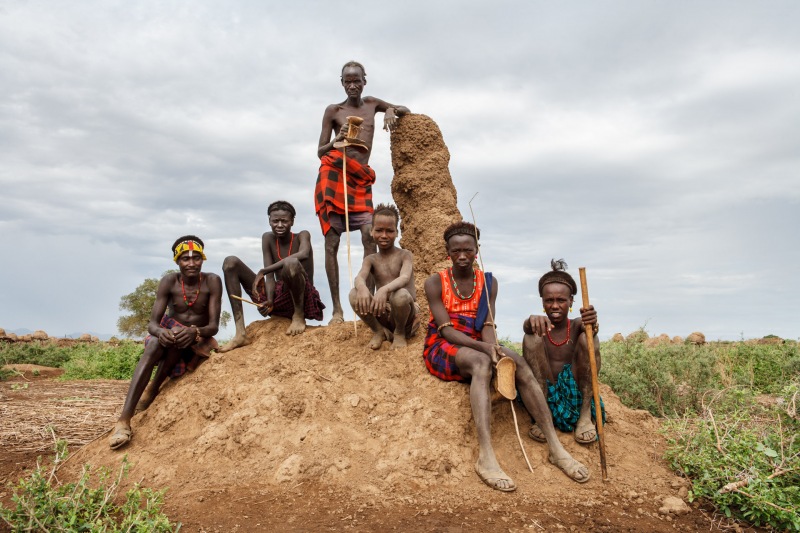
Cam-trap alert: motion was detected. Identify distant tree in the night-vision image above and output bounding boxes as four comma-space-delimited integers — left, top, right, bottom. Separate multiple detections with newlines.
117, 271, 230, 338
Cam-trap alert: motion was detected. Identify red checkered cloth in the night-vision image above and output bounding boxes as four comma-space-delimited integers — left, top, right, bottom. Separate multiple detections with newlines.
251, 277, 325, 321
144, 314, 219, 378
314, 149, 376, 236
423, 313, 481, 382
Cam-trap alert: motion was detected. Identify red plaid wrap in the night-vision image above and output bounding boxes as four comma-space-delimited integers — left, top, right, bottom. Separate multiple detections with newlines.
251, 277, 325, 321
144, 314, 218, 378
314, 149, 376, 236
423, 314, 481, 382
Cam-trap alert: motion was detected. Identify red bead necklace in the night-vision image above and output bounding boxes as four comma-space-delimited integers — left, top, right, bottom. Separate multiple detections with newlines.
276, 233, 294, 260
181, 274, 203, 307
449, 267, 477, 300
546, 319, 571, 346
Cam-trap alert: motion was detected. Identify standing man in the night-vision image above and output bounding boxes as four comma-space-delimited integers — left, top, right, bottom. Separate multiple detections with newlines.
219, 200, 325, 351
109, 236, 222, 449
315, 60, 410, 324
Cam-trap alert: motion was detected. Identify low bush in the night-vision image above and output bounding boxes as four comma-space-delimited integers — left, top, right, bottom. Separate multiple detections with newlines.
0, 340, 143, 381
0, 440, 179, 532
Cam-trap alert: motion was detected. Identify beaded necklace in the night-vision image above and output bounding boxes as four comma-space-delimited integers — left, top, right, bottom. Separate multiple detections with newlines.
546, 318, 571, 346
449, 267, 477, 300
276, 232, 294, 260
181, 274, 203, 307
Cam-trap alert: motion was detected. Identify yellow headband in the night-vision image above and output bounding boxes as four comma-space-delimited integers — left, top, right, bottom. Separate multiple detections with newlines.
173, 240, 207, 262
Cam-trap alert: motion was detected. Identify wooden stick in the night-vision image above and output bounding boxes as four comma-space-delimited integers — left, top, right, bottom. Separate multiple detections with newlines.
231, 294, 265, 308
468, 193, 533, 473
579, 267, 609, 481
342, 145, 357, 336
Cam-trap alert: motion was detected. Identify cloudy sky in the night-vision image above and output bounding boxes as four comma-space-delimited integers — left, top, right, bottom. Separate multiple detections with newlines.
2, 1, 798, 341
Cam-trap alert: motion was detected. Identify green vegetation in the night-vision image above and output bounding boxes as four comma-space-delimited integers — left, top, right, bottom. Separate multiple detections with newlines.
117, 270, 230, 338
602, 337, 800, 530
602, 339, 800, 416
0, 440, 179, 531
0, 341, 143, 381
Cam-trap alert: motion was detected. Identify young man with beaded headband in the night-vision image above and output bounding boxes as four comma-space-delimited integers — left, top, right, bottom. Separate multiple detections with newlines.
219, 200, 325, 351
315, 60, 410, 325
350, 203, 420, 350
109, 236, 222, 450
522, 259, 605, 446
423, 223, 590, 491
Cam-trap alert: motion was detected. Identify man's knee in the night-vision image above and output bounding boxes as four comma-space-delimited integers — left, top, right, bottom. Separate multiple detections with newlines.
522, 334, 546, 363
281, 257, 303, 278
347, 288, 359, 307
222, 255, 242, 273
389, 288, 412, 308
359, 225, 373, 246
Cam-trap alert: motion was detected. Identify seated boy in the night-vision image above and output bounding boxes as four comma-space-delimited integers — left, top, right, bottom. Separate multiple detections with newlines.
349, 203, 419, 350
522, 259, 604, 445
220, 200, 325, 351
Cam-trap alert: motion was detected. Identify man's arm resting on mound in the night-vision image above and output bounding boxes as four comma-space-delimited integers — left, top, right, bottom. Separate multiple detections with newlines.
372, 97, 410, 132
424, 274, 496, 359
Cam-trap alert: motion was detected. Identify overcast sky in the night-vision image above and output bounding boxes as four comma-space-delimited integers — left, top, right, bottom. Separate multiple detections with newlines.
1, 1, 798, 341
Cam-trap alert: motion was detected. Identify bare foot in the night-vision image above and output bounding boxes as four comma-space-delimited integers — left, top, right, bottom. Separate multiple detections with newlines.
218, 333, 251, 353
548, 452, 590, 483
108, 420, 132, 450
391, 335, 407, 350
328, 312, 344, 325
286, 316, 306, 336
368, 330, 385, 350
474, 461, 516, 492
574, 417, 597, 444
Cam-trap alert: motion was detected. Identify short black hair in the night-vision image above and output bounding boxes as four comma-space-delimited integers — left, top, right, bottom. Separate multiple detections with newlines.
267, 200, 296, 219
443, 221, 479, 245
172, 235, 204, 254
341, 60, 366, 80
539, 259, 577, 296
372, 203, 400, 227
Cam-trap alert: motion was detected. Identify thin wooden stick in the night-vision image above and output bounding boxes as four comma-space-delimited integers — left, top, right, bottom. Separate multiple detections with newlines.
579, 267, 609, 481
468, 192, 533, 473
231, 294, 265, 308
342, 145, 357, 336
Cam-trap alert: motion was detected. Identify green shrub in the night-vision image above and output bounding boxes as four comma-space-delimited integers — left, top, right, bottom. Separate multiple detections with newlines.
662, 386, 800, 531
0, 341, 144, 381
0, 441, 179, 532
61, 341, 143, 380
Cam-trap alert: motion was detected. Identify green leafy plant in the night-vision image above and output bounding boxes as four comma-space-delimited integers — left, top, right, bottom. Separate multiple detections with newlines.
0, 440, 180, 532
662, 387, 800, 531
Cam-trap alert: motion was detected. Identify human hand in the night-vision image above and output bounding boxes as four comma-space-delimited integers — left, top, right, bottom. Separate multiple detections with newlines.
251, 275, 265, 301
527, 314, 553, 337
157, 328, 176, 347
258, 298, 273, 317
173, 326, 196, 349
355, 286, 373, 315
383, 108, 399, 132
370, 288, 389, 316
579, 305, 597, 325
334, 126, 348, 142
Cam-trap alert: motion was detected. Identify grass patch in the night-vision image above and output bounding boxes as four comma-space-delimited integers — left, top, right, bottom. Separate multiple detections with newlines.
0, 440, 179, 531
0, 340, 144, 381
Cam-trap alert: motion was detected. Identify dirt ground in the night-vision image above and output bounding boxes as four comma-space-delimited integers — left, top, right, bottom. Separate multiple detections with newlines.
1, 328, 764, 533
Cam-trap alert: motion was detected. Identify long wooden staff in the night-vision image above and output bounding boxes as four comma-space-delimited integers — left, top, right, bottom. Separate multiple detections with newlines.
469, 193, 533, 473
342, 145, 357, 336
578, 267, 608, 481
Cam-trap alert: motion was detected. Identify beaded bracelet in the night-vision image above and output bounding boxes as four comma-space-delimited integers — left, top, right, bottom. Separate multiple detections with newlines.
192, 325, 201, 343
483, 321, 495, 328
592, 322, 599, 334
437, 321, 454, 333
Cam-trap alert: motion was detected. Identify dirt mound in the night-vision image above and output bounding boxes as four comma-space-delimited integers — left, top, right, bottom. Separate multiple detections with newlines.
64, 115, 710, 531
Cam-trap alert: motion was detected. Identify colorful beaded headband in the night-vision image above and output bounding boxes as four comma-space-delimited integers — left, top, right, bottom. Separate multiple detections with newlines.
173, 240, 207, 262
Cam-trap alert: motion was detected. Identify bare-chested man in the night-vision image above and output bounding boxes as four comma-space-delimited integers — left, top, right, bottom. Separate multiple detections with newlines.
219, 200, 325, 351
522, 259, 605, 446
349, 204, 419, 350
315, 60, 410, 324
109, 235, 222, 449
423, 223, 590, 491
